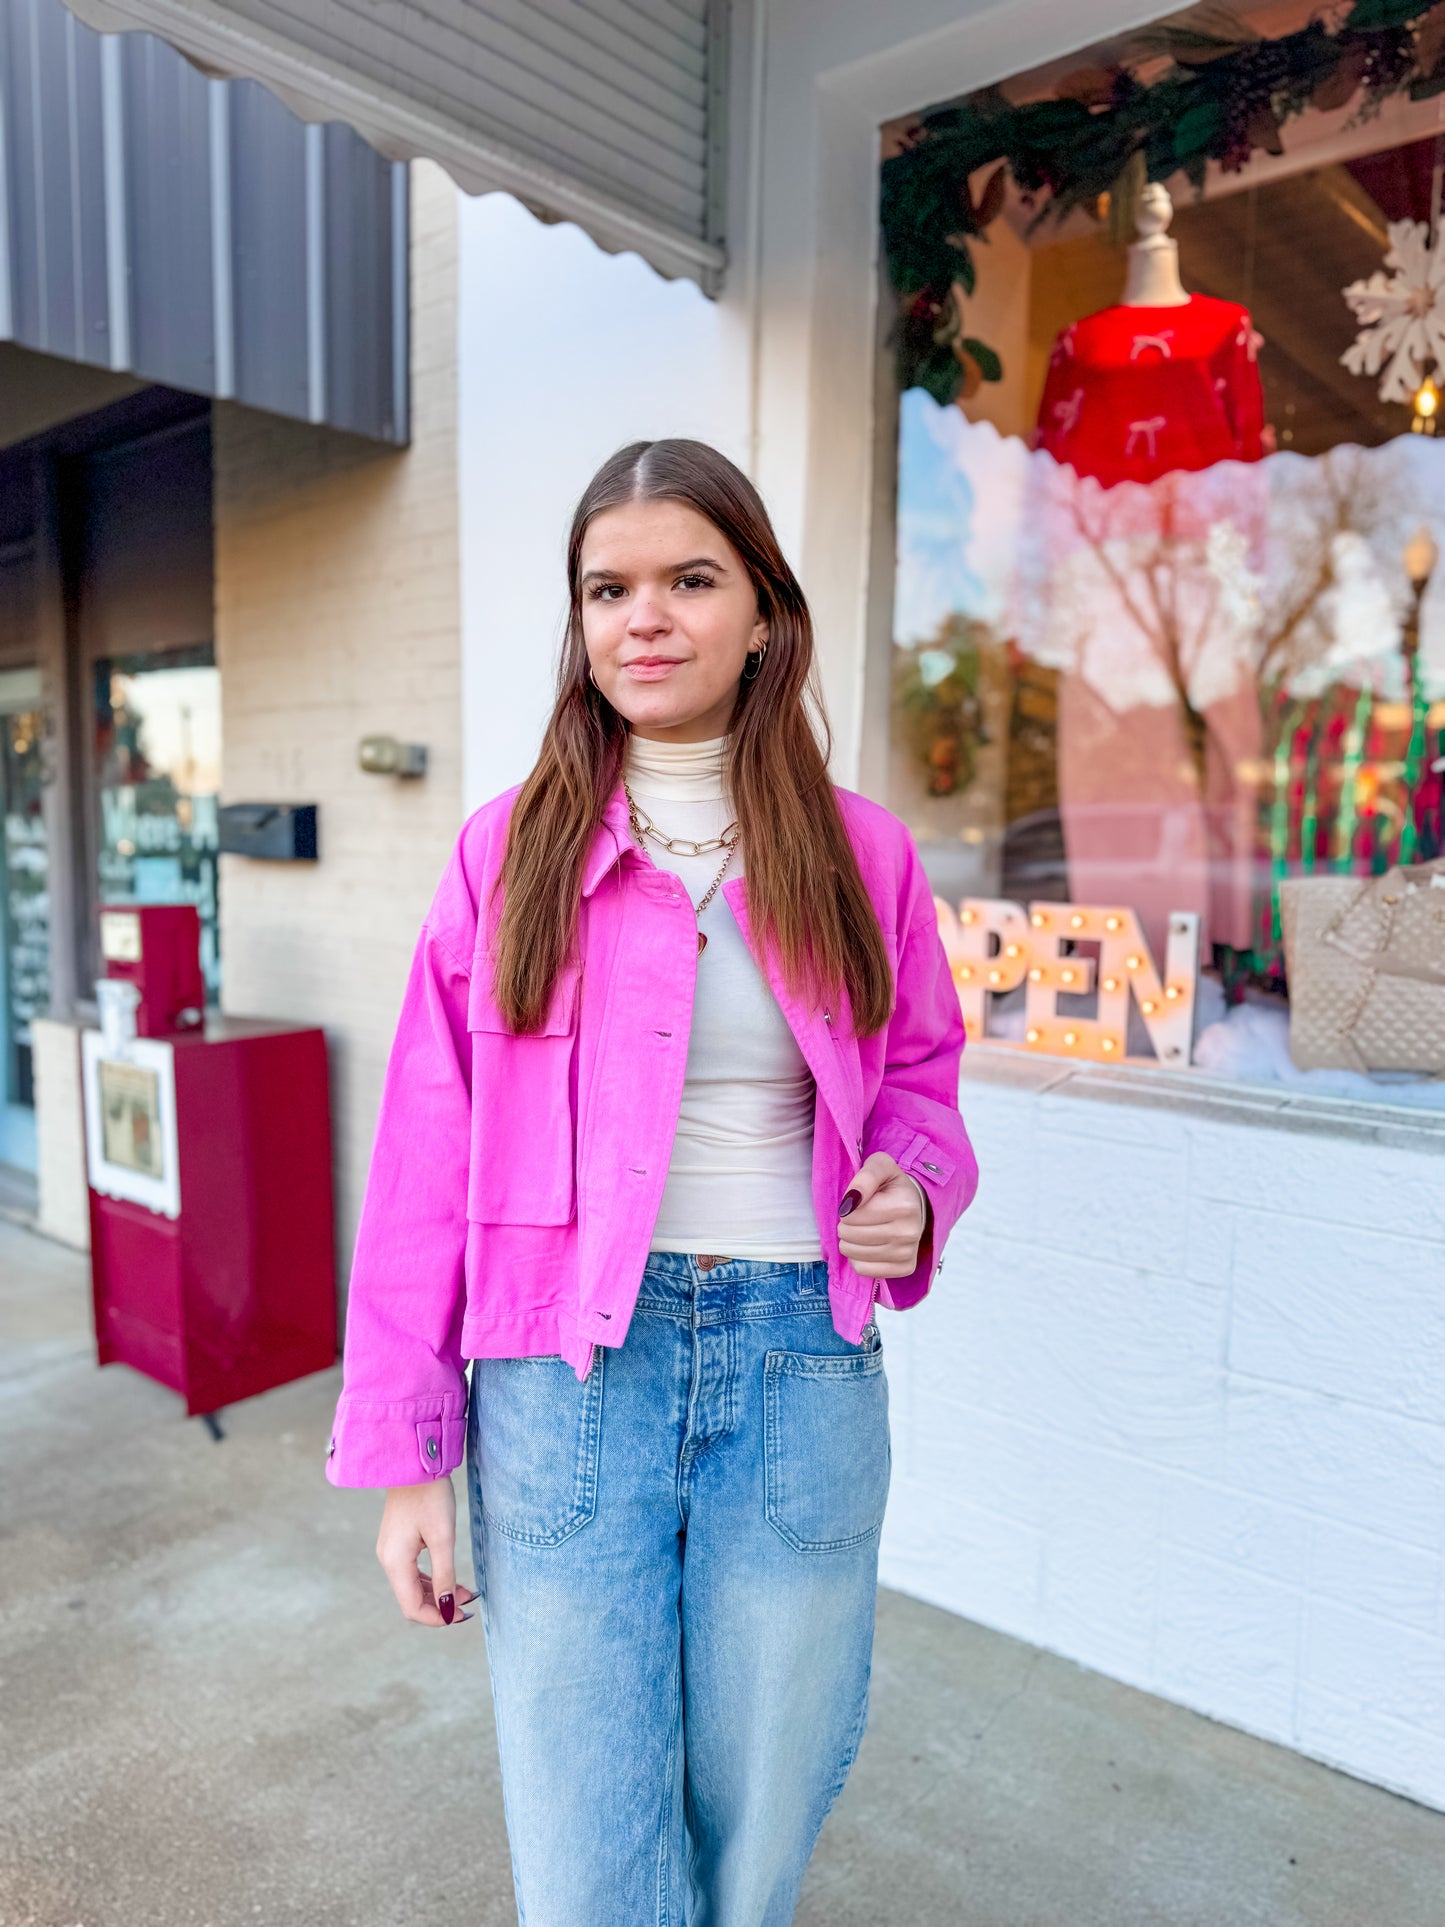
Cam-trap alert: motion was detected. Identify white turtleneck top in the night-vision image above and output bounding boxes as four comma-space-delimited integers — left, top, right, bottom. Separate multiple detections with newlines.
624, 733, 825, 1261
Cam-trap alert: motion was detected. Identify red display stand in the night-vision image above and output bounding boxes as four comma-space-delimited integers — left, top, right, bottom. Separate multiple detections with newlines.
86, 1017, 337, 1418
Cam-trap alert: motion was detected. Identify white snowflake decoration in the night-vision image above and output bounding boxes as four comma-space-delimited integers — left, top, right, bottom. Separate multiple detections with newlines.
1341, 218, 1445, 405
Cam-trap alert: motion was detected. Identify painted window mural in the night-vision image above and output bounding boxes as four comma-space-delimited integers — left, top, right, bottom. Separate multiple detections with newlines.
883, 0, 1445, 1103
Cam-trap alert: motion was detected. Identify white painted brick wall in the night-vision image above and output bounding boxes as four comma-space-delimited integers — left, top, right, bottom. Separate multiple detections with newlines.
213, 161, 462, 1275
879, 1050, 1445, 1812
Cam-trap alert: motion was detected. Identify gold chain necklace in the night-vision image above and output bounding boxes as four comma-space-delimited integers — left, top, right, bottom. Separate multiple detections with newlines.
624, 781, 739, 955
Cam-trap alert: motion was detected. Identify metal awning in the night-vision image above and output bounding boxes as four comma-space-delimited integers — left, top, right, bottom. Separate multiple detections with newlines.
2, 0, 408, 443
59, 0, 729, 290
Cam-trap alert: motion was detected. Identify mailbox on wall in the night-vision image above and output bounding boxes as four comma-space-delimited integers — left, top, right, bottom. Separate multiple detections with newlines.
217, 803, 318, 861
84, 909, 335, 1418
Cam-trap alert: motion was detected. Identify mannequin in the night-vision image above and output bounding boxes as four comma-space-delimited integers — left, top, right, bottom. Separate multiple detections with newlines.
1025, 177, 1268, 955
1034, 183, 1265, 487
1121, 181, 1190, 308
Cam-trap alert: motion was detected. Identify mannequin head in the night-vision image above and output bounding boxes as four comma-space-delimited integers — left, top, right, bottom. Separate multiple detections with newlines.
1124, 180, 1188, 305
1136, 181, 1174, 241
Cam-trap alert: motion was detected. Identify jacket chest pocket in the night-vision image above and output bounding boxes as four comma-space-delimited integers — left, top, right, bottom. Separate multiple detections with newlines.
466, 960, 580, 1225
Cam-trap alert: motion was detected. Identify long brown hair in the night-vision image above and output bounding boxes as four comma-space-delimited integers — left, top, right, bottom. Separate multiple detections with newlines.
491, 439, 894, 1036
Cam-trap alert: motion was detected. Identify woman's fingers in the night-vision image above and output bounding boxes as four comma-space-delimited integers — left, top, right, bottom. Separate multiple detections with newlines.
378, 1527, 437, 1624
377, 1480, 476, 1627
839, 1211, 913, 1243
837, 1160, 926, 1278
430, 1539, 461, 1626
836, 1151, 899, 1219
417, 1574, 479, 1608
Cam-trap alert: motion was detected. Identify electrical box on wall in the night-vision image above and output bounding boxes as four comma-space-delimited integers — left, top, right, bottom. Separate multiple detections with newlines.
217, 803, 318, 861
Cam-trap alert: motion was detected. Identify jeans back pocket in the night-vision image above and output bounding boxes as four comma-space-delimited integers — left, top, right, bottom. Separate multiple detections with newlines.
471, 1349, 605, 1546
763, 1330, 891, 1553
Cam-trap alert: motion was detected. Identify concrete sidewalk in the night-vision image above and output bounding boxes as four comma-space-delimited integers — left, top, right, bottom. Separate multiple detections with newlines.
3, 1216, 1443, 1927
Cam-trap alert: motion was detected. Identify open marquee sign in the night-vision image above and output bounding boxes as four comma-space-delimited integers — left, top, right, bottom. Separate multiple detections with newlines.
934, 899, 1201, 1067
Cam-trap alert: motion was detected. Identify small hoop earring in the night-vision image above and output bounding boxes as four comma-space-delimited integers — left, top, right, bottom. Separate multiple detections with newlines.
587, 663, 598, 687
742, 646, 766, 682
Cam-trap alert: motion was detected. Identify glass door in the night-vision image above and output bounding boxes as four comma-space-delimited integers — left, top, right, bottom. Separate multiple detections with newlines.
0, 667, 47, 1171
93, 646, 222, 1002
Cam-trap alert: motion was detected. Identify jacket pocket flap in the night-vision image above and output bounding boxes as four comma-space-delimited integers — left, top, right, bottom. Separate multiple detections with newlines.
468, 956, 580, 1036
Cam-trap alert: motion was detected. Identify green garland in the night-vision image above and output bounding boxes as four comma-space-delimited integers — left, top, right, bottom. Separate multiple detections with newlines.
882, 1, 1445, 404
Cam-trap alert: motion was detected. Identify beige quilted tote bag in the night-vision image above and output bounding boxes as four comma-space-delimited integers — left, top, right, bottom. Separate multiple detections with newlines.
1279, 861, 1445, 1074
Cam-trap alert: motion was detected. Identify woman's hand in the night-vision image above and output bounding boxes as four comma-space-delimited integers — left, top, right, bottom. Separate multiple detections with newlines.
836, 1152, 927, 1280
377, 1478, 478, 1627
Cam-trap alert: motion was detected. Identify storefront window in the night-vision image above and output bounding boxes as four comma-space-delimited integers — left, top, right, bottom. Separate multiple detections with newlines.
94, 646, 221, 1002
882, 2, 1445, 1103
0, 667, 47, 1165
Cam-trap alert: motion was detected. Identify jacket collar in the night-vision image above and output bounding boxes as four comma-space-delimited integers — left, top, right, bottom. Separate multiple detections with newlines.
579, 784, 643, 898
577, 798, 866, 1142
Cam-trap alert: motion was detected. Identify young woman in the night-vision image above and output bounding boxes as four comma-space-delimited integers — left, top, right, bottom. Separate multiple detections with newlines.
327, 439, 978, 1926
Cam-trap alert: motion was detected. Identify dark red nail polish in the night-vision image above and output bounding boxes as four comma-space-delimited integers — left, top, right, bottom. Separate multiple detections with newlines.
838, 1190, 862, 1218
439, 1593, 455, 1625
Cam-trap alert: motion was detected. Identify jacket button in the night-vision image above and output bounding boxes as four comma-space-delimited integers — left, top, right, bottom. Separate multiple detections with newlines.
425, 1436, 439, 1460
922, 1160, 940, 1174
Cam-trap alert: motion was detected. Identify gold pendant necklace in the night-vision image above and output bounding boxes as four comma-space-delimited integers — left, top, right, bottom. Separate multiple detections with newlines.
692, 842, 738, 953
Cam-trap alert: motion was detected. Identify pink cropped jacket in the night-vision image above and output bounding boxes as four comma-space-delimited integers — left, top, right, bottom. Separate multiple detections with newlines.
326, 781, 978, 1488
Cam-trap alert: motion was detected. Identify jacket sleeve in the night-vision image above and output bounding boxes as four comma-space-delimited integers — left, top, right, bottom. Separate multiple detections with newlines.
325, 850, 478, 1488
863, 837, 979, 1313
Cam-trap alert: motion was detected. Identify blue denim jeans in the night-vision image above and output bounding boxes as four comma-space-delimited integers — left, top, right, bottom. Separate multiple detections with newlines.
464, 1252, 891, 1927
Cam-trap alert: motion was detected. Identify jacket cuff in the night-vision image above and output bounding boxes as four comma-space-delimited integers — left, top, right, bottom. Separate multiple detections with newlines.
870, 1124, 960, 1195
864, 1126, 956, 1312
325, 1390, 468, 1488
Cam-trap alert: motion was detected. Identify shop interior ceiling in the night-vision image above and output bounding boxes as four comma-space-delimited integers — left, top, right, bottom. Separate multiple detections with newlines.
883, 0, 1445, 456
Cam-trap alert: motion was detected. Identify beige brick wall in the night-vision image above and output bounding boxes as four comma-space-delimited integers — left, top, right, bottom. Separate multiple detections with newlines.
213, 160, 462, 1278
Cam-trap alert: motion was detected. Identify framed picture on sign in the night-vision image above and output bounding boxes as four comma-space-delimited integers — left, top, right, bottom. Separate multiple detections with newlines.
98, 1059, 165, 1178
81, 1031, 180, 1218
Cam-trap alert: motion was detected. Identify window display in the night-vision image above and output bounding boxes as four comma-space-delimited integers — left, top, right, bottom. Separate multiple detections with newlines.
881, 1, 1445, 1105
